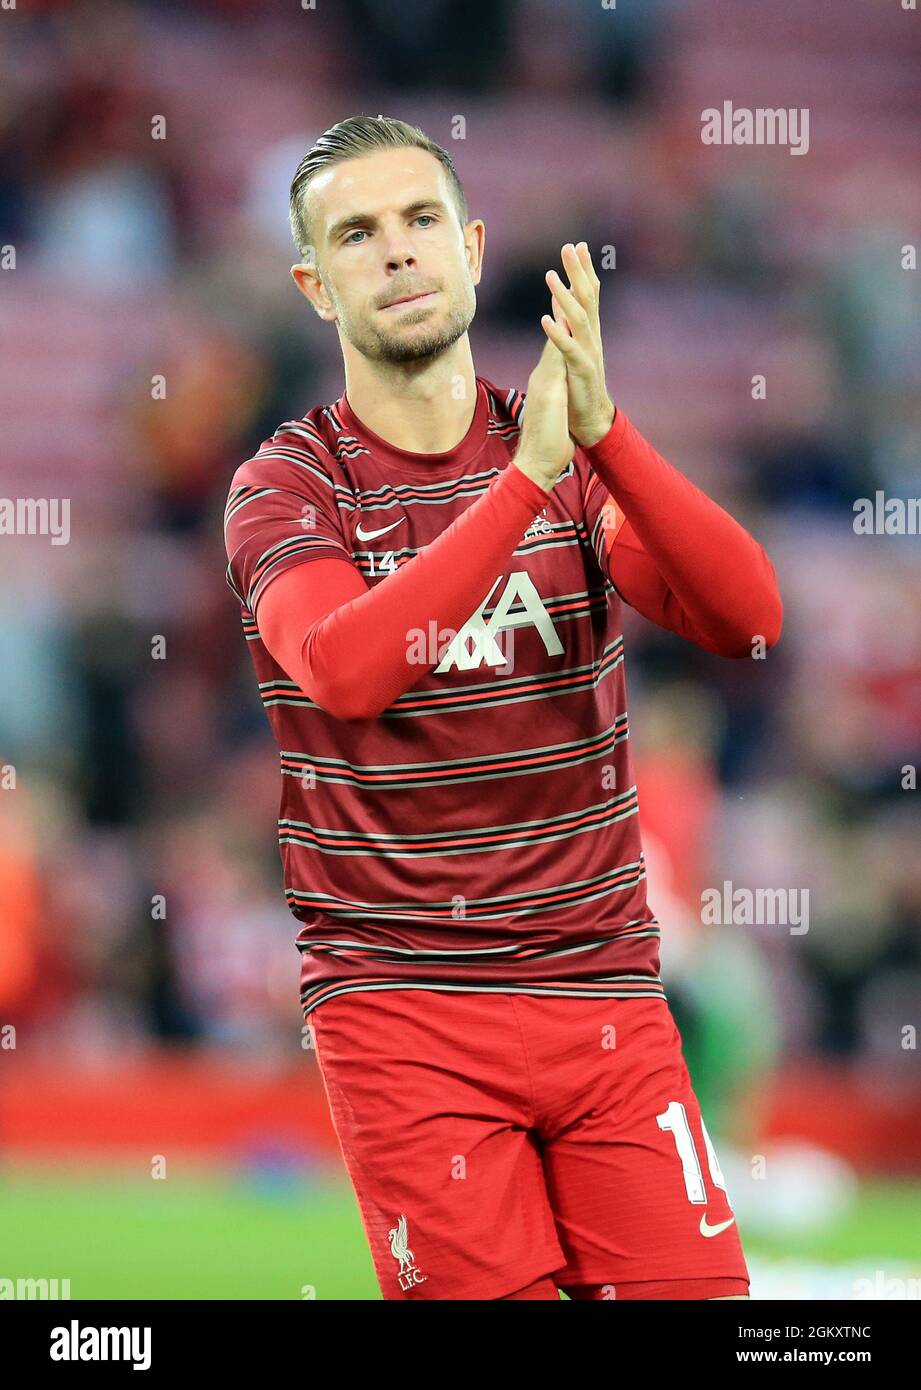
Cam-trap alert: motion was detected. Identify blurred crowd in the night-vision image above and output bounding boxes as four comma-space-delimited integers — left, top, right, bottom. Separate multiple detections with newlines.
0, 0, 919, 1106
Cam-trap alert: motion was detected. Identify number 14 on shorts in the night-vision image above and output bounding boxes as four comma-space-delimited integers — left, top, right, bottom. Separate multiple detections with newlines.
658, 1100, 736, 1234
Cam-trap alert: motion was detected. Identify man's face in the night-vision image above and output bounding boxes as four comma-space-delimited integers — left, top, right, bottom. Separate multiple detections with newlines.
296, 147, 482, 365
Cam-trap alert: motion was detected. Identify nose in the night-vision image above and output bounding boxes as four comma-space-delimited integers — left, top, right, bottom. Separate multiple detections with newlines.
380, 222, 417, 273
384, 245, 417, 273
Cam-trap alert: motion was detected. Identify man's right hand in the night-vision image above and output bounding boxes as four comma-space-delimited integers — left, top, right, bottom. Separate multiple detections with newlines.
512, 339, 576, 493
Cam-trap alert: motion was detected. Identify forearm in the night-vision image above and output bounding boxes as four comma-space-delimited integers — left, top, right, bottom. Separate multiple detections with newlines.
259, 461, 552, 720
585, 408, 783, 656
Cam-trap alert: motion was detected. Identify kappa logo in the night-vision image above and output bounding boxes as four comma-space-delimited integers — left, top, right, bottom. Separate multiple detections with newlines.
434, 569, 563, 674
389, 1215, 428, 1290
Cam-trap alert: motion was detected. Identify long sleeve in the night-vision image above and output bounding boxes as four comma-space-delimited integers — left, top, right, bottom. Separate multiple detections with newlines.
256, 462, 553, 721
583, 408, 783, 658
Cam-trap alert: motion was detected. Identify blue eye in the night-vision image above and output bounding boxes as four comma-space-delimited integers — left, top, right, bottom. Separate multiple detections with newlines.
415, 215, 435, 227
344, 229, 366, 244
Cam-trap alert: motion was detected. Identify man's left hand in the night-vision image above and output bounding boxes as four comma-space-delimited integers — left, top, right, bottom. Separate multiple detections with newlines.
541, 242, 615, 449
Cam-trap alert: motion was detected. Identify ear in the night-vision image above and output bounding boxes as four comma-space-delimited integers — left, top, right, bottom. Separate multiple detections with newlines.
463, 218, 486, 288
291, 262, 337, 322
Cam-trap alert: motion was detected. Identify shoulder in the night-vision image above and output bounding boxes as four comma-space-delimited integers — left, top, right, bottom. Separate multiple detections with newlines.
226, 402, 348, 500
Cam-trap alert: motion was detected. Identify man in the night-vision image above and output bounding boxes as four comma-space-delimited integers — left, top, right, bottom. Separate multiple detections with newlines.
223, 115, 782, 1300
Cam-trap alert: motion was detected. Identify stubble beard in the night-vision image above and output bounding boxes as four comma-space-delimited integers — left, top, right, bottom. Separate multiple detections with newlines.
340, 292, 475, 366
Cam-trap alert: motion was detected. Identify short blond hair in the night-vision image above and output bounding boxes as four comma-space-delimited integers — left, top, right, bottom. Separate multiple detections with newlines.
289, 115, 468, 258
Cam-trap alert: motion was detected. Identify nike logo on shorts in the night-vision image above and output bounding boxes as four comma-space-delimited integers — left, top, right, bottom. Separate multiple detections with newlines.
699, 1214, 736, 1238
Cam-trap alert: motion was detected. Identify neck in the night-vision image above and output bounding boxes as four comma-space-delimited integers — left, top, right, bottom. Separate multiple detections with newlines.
341, 336, 477, 453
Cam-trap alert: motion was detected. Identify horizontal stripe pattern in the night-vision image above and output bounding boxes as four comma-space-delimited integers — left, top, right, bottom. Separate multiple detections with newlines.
285, 854, 647, 922
279, 785, 639, 859
297, 919, 659, 962
300, 974, 667, 1017
279, 712, 629, 791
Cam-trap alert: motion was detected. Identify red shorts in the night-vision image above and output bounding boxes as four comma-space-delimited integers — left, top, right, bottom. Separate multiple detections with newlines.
309, 989, 750, 1301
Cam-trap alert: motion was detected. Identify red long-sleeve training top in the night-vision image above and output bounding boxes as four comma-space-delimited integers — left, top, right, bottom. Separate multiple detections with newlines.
223, 376, 782, 1017
257, 402, 783, 719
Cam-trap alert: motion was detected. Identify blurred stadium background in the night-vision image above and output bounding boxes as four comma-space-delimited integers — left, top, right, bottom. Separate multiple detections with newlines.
1, 0, 919, 1300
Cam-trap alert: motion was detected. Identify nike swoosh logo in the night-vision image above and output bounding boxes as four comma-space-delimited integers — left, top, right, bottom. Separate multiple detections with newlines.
699, 1215, 736, 1238
355, 518, 402, 542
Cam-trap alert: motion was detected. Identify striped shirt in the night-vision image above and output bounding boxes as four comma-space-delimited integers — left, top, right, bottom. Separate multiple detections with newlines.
224, 377, 665, 1017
